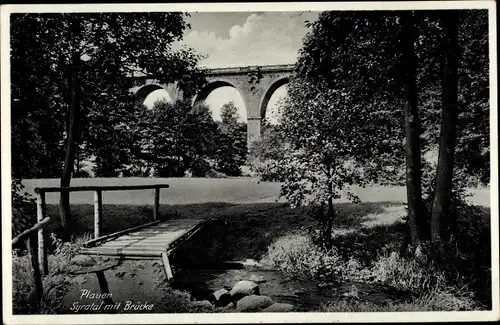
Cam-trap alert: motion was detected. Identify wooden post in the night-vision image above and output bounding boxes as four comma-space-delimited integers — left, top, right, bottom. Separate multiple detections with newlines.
153, 187, 160, 221
94, 190, 102, 239
36, 191, 48, 276
161, 251, 173, 281
27, 234, 43, 304
95, 271, 113, 305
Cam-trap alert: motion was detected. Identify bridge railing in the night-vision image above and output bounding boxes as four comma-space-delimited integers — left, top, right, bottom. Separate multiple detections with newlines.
33, 184, 170, 275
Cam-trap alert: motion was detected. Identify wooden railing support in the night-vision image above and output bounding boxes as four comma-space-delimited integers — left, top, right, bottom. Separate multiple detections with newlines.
153, 187, 160, 221
27, 234, 43, 304
33, 183, 170, 274
12, 217, 51, 308
36, 191, 48, 276
94, 190, 103, 239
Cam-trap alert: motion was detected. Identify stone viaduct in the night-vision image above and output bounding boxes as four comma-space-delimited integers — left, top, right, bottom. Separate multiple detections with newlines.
130, 64, 294, 147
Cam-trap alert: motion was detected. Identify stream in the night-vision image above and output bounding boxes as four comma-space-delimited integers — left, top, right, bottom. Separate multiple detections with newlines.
171, 263, 393, 312
61, 259, 395, 313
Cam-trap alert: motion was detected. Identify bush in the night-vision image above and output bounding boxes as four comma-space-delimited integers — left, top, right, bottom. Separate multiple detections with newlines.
155, 283, 193, 313
370, 251, 447, 294
12, 254, 71, 314
262, 232, 345, 281
12, 233, 90, 314
438, 204, 491, 307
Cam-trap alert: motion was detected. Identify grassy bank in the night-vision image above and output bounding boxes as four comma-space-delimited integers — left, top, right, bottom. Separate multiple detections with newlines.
262, 204, 492, 311
13, 178, 492, 313
31, 199, 405, 258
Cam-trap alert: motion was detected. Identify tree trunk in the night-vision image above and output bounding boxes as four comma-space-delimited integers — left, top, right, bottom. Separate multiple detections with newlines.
59, 49, 81, 231
431, 11, 460, 252
75, 145, 81, 175
325, 196, 335, 244
324, 174, 336, 247
401, 11, 424, 248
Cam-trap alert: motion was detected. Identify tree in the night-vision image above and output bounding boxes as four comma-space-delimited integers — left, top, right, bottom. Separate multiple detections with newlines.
401, 11, 425, 248
11, 13, 204, 231
266, 12, 409, 244
250, 10, 489, 251
145, 99, 218, 177
430, 11, 460, 251
248, 122, 288, 181
214, 102, 247, 176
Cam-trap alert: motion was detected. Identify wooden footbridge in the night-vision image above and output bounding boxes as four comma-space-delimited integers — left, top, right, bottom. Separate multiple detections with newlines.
33, 184, 209, 281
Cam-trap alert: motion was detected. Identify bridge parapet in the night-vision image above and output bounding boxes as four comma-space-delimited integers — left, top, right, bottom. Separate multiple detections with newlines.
131, 63, 294, 147
129, 64, 295, 79
202, 64, 294, 76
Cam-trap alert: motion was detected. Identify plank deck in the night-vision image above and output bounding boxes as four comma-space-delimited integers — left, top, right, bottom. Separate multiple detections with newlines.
79, 218, 207, 258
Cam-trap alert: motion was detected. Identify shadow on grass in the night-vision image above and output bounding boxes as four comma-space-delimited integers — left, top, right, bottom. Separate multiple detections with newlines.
172, 201, 405, 266
15, 197, 492, 310
333, 201, 404, 229
40, 200, 403, 260
332, 221, 407, 266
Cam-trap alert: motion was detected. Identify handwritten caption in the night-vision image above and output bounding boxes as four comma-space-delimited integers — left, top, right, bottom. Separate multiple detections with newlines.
70, 289, 154, 312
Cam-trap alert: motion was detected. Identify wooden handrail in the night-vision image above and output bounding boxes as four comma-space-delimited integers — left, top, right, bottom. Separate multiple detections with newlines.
12, 217, 51, 305
33, 183, 168, 276
11, 217, 50, 246
34, 184, 170, 193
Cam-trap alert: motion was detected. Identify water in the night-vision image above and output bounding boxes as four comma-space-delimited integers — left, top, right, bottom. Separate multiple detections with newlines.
171, 265, 390, 311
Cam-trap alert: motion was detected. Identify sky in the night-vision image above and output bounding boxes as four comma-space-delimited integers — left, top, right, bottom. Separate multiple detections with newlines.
143, 11, 320, 123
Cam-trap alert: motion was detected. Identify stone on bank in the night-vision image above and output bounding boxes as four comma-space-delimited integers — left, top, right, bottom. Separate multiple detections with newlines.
230, 280, 260, 300
236, 295, 273, 312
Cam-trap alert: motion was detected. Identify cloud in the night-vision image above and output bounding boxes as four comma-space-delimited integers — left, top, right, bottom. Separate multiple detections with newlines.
181, 12, 317, 68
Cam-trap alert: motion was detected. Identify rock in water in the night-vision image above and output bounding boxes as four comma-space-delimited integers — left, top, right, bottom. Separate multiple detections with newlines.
230, 280, 260, 301
262, 303, 295, 312
249, 274, 266, 283
71, 255, 95, 266
236, 295, 273, 312
242, 259, 261, 267
211, 289, 232, 307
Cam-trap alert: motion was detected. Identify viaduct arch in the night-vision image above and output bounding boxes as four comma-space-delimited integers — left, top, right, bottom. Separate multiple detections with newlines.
131, 64, 294, 147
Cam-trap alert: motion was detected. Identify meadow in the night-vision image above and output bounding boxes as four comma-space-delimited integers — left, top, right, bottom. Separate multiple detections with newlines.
13, 177, 492, 313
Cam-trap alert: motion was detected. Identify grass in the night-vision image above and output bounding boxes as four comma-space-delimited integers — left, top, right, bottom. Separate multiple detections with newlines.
320, 288, 478, 312
12, 233, 90, 314
264, 205, 491, 311
21, 177, 283, 206
13, 177, 492, 313
39, 198, 402, 259
22, 177, 490, 207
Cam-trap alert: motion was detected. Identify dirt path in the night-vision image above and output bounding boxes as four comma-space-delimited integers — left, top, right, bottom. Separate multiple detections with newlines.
62, 260, 168, 314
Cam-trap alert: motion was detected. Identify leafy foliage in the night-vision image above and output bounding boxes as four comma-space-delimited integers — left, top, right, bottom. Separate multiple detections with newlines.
141, 99, 219, 177
213, 102, 247, 176
11, 179, 36, 241
250, 10, 489, 249
10, 12, 204, 180
12, 233, 90, 314
248, 122, 289, 181
263, 232, 345, 281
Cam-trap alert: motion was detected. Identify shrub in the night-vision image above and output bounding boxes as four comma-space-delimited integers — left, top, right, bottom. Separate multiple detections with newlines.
12, 254, 71, 314
49, 232, 92, 274
370, 251, 447, 294
12, 233, 90, 314
342, 256, 373, 283
155, 283, 194, 313
262, 232, 344, 281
